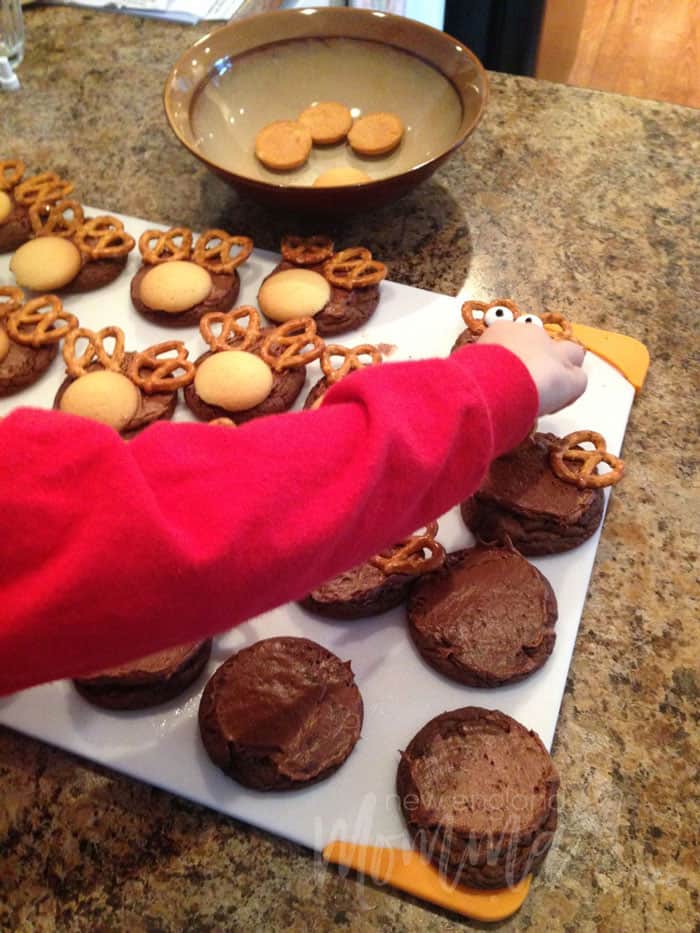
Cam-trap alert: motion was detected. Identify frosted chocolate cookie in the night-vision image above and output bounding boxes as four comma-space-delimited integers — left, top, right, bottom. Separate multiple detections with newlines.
55, 327, 195, 437
0, 163, 74, 254
184, 307, 323, 425
198, 636, 363, 790
397, 707, 559, 890
452, 298, 576, 350
0, 289, 77, 397
301, 523, 445, 620
407, 545, 557, 686
74, 640, 212, 710
304, 342, 383, 410
10, 201, 135, 294
260, 234, 387, 338
131, 227, 252, 326
461, 432, 612, 555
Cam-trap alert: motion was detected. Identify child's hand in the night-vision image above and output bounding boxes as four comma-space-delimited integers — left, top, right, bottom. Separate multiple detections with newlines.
477, 321, 587, 415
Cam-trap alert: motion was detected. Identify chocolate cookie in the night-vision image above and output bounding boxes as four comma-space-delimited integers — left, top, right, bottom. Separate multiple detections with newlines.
461, 433, 605, 555
264, 260, 380, 337
74, 640, 212, 710
0, 325, 58, 396
198, 636, 363, 790
63, 256, 129, 294
407, 546, 557, 686
54, 351, 178, 438
131, 263, 240, 327
397, 707, 559, 890
183, 344, 305, 425
0, 201, 32, 253
300, 559, 418, 620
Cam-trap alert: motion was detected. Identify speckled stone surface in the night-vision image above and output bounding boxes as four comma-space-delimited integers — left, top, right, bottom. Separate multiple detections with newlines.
1, 7, 699, 931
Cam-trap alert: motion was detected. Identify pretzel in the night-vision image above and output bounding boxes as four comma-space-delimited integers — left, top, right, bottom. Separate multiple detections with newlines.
320, 344, 382, 385
549, 431, 625, 488
139, 227, 193, 264
128, 341, 195, 395
323, 247, 387, 290
0, 159, 25, 191
541, 311, 576, 343
200, 306, 262, 352
75, 216, 135, 260
460, 299, 521, 337
281, 234, 334, 266
29, 199, 85, 238
0, 286, 25, 320
6, 295, 78, 347
192, 230, 253, 275
14, 172, 75, 207
259, 318, 325, 372
63, 326, 126, 377
370, 522, 446, 576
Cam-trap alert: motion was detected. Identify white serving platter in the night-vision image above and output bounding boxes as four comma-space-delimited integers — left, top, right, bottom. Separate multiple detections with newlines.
0, 210, 636, 894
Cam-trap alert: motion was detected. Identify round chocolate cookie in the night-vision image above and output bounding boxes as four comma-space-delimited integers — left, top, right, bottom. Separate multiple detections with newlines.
198, 636, 363, 790
74, 640, 212, 710
303, 374, 330, 410
264, 260, 380, 337
0, 201, 32, 254
0, 326, 58, 396
63, 255, 130, 294
184, 346, 305, 425
54, 352, 178, 438
407, 546, 557, 686
461, 432, 605, 556
397, 707, 559, 890
300, 559, 418, 620
131, 263, 240, 327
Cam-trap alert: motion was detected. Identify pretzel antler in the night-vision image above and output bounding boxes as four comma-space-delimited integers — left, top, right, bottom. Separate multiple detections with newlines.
0, 286, 25, 321
549, 431, 625, 488
75, 216, 135, 260
259, 318, 325, 372
370, 522, 446, 576
63, 326, 126, 378
139, 227, 193, 264
6, 295, 78, 347
128, 341, 195, 395
0, 159, 25, 191
200, 306, 262, 352
192, 230, 253, 275
320, 344, 382, 385
281, 234, 334, 266
541, 311, 576, 342
14, 172, 75, 207
29, 199, 85, 238
323, 247, 387, 290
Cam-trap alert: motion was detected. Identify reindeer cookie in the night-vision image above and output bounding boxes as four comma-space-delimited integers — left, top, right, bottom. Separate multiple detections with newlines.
258, 234, 387, 338
453, 298, 576, 351
0, 162, 75, 254
300, 523, 446, 620
10, 199, 135, 294
304, 342, 383, 410
54, 326, 195, 436
131, 227, 253, 326
184, 307, 324, 425
0, 289, 78, 396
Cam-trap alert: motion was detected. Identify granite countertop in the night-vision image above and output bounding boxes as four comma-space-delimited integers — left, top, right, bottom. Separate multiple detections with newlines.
2, 8, 698, 931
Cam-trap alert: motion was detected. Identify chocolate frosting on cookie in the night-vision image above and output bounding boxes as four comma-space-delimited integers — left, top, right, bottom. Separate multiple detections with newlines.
301, 559, 416, 619
0, 331, 57, 396
397, 707, 559, 889
198, 636, 363, 790
407, 546, 557, 686
0, 201, 32, 254
462, 433, 604, 555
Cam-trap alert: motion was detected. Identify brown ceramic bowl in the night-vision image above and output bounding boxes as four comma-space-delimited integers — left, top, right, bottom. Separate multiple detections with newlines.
163, 7, 488, 214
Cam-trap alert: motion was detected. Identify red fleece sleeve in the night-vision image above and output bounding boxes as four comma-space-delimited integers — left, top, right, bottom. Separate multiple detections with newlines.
0, 344, 537, 693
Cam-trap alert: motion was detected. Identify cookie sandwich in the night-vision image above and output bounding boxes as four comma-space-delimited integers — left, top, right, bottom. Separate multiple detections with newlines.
259, 234, 387, 337
131, 226, 253, 326
199, 637, 363, 791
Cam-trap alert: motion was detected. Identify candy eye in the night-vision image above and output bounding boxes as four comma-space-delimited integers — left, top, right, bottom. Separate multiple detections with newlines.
484, 305, 515, 325
515, 313, 544, 327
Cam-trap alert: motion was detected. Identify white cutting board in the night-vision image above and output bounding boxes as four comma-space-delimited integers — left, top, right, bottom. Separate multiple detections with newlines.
0, 210, 634, 857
